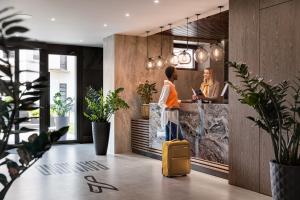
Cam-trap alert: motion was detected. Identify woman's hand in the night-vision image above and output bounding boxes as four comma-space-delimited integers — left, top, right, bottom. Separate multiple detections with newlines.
192, 95, 198, 100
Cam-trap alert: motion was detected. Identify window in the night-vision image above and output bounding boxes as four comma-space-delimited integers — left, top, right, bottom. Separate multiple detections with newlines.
173, 43, 197, 70
59, 83, 67, 99
60, 55, 67, 70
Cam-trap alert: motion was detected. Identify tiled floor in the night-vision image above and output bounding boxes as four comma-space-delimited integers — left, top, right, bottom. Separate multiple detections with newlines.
5, 144, 271, 200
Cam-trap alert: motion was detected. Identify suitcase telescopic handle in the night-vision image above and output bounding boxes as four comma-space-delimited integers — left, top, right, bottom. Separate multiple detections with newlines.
167, 110, 179, 141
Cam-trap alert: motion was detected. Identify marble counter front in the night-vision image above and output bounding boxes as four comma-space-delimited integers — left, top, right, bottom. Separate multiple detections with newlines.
149, 102, 229, 165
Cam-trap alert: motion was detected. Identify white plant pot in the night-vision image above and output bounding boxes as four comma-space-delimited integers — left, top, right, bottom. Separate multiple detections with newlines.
54, 116, 69, 141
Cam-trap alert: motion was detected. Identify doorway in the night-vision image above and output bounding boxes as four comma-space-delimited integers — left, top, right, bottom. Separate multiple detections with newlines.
48, 54, 77, 142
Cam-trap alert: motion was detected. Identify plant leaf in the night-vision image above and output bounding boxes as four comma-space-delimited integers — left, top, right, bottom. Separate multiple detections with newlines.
0, 174, 8, 186
5, 26, 29, 35
49, 126, 69, 143
19, 104, 39, 111
6, 159, 20, 179
0, 7, 14, 15
2, 18, 23, 29
0, 64, 11, 76
6, 36, 29, 43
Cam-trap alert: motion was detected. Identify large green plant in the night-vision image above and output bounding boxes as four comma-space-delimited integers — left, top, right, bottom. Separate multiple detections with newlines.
228, 62, 300, 165
0, 7, 68, 199
84, 87, 129, 123
51, 92, 74, 117
136, 80, 157, 104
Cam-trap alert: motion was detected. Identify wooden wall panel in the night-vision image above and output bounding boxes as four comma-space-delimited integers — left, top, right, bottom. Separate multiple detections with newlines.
259, 1, 296, 195
296, 0, 300, 68
113, 34, 173, 153
230, 0, 300, 195
228, 0, 260, 192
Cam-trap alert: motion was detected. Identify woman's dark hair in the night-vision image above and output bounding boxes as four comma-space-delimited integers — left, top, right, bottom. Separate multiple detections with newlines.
165, 66, 175, 79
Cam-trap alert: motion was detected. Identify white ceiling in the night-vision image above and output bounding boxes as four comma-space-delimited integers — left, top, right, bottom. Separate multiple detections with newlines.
1, 0, 228, 47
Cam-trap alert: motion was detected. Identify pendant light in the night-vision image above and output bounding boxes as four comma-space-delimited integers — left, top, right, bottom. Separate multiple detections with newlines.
145, 31, 155, 70
194, 14, 209, 64
165, 23, 179, 66
211, 6, 224, 62
211, 43, 224, 61
155, 26, 165, 69
178, 18, 191, 64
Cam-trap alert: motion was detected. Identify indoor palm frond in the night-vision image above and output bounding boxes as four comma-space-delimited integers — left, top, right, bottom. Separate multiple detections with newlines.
84, 87, 129, 123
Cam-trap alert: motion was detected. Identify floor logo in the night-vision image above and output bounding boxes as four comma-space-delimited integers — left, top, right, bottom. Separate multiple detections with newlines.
36, 160, 109, 175
85, 175, 119, 193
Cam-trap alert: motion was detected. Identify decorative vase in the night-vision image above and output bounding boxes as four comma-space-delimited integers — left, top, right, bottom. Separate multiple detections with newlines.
54, 116, 69, 141
270, 160, 300, 200
141, 104, 149, 119
92, 122, 110, 155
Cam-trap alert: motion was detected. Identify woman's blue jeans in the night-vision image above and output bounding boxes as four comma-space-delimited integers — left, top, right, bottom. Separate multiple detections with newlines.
165, 121, 183, 141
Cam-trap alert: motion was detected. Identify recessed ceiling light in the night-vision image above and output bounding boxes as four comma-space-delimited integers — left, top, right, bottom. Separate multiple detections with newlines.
125, 13, 130, 17
103, 23, 108, 27
50, 17, 56, 22
79, 40, 83, 43
154, 0, 160, 4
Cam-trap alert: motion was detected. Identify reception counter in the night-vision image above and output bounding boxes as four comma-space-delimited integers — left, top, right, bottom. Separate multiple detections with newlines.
149, 102, 229, 165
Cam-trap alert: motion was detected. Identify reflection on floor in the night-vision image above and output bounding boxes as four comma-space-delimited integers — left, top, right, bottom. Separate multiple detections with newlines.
6, 144, 271, 200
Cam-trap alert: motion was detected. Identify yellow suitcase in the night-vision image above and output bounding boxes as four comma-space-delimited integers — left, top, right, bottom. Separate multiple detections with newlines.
162, 139, 191, 177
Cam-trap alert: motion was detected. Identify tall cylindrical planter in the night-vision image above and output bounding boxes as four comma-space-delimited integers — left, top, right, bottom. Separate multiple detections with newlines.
270, 160, 300, 200
54, 116, 69, 141
141, 104, 149, 119
92, 122, 110, 155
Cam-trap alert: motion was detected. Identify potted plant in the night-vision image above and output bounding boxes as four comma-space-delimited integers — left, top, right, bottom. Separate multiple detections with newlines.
228, 62, 300, 200
51, 92, 74, 140
136, 80, 157, 119
84, 87, 129, 155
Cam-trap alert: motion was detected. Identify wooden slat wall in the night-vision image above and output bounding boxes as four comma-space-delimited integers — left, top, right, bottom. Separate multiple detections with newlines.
164, 11, 229, 41
131, 119, 229, 176
259, 0, 296, 195
229, 0, 299, 195
228, 0, 260, 192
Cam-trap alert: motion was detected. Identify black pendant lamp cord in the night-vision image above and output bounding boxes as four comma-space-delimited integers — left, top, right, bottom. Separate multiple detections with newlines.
160, 26, 163, 57
196, 14, 200, 46
218, 6, 224, 39
146, 31, 149, 58
186, 18, 189, 50
168, 24, 172, 54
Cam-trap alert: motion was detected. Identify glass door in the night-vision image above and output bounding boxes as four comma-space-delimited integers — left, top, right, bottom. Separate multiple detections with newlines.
48, 54, 77, 141
19, 49, 40, 142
